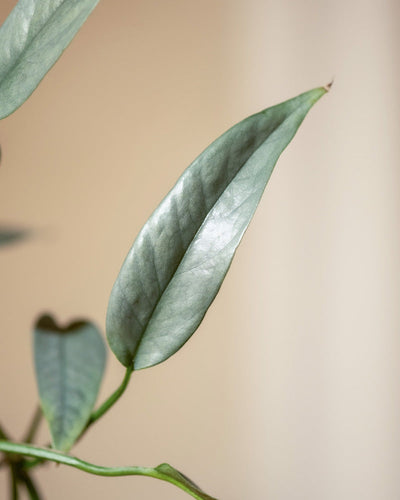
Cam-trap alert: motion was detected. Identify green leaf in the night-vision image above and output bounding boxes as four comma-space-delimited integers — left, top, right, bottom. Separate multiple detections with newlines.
155, 463, 217, 500
0, 0, 100, 119
33, 314, 106, 452
106, 86, 328, 369
0, 226, 29, 247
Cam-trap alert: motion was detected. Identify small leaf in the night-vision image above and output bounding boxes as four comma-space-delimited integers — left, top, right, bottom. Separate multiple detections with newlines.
106, 87, 328, 369
0, 0, 100, 119
33, 314, 106, 452
155, 463, 217, 500
0, 226, 29, 247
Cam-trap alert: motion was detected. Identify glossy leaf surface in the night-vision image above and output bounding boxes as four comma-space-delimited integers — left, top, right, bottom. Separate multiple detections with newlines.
34, 314, 106, 452
0, 0, 99, 119
107, 87, 328, 369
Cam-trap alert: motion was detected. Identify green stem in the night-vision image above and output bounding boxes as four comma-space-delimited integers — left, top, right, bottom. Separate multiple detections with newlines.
86, 365, 133, 428
0, 423, 10, 440
20, 471, 42, 500
22, 457, 46, 470
0, 441, 217, 500
9, 464, 19, 500
0, 424, 9, 468
23, 407, 42, 444
16, 367, 133, 472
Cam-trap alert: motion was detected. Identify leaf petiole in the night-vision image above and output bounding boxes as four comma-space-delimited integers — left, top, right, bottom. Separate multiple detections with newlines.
19, 365, 133, 472
9, 463, 19, 500
86, 365, 133, 428
0, 422, 10, 440
19, 471, 43, 500
23, 407, 42, 444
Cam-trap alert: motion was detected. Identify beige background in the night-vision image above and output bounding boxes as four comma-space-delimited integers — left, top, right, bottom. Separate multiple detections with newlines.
1, 0, 400, 499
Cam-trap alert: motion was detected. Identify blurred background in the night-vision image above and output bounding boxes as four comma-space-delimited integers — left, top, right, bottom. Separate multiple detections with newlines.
1, 0, 400, 498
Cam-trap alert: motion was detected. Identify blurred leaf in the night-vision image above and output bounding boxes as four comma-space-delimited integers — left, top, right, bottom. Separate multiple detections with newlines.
33, 314, 106, 452
0, 227, 29, 247
0, 0, 100, 119
106, 87, 328, 369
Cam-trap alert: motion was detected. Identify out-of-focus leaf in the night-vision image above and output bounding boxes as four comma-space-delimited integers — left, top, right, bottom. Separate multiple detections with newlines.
0, 0, 100, 119
33, 314, 106, 452
0, 226, 29, 247
106, 87, 328, 369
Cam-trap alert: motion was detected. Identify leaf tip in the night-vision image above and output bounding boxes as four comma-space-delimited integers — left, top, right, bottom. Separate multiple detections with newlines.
323, 79, 334, 92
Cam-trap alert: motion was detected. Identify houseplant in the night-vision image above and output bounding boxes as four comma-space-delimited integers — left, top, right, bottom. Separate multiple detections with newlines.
0, 1, 330, 498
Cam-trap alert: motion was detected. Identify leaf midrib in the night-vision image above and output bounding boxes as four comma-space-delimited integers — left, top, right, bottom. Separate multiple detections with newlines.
130, 109, 294, 366
0, 0, 97, 117
1, 1, 66, 83
56, 331, 67, 447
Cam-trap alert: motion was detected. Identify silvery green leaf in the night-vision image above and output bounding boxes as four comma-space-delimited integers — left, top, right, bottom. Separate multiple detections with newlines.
0, 0, 99, 118
34, 314, 106, 451
106, 87, 328, 369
